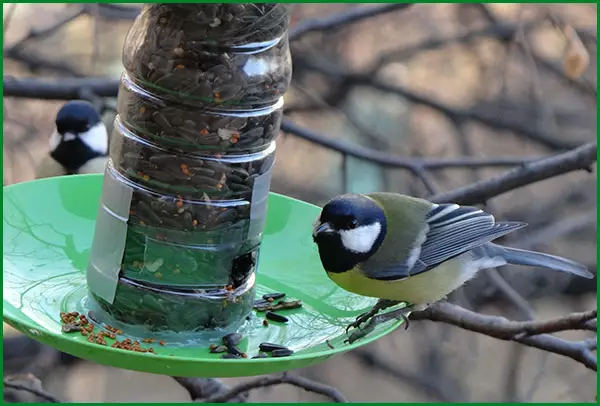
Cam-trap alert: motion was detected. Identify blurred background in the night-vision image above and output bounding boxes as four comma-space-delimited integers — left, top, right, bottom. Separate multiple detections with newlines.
3, 3, 597, 402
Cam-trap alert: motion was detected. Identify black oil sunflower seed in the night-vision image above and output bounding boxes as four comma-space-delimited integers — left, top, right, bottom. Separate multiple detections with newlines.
222, 333, 243, 347
221, 353, 241, 359
210, 345, 229, 353
271, 348, 294, 357
262, 292, 285, 301
265, 311, 288, 323
258, 342, 289, 352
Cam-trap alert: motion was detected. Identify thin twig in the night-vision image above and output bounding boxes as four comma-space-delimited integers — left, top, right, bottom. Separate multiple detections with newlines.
3, 376, 62, 403
408, 302, 597, 371
3, 3, 18, 37
430, 142, 597, 205
172, 377, 248, 402
293, 56, 586, 150
352, 348, 458, 402
290, 4, 413, 41
200, 372, 348, 403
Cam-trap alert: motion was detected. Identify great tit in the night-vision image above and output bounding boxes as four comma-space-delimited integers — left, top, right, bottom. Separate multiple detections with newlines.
35, 100, 109, 179
312, 193, 593, 335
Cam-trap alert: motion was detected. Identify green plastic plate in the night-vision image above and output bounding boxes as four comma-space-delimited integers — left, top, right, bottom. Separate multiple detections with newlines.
3, 174, 403, 377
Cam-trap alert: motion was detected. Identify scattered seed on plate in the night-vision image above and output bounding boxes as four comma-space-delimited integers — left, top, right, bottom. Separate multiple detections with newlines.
254, 300, 303, 312
210, 345, 229, 353
62, 324, 81, 333
87, 311, 100, 324
222, 333, 243, 347
227, 346, 245, 357
262, 319, 269, 327
159, 340, 165, 346
265, 311, 288, 323
262, 292, 286, 301
271, 348, 294, 357
259, 343, 289, 352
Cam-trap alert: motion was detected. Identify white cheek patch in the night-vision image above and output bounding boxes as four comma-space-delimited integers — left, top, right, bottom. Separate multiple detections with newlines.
79, 123, 108, 155
339, 222, 382, 254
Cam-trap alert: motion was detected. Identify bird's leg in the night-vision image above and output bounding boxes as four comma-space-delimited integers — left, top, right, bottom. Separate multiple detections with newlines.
345, 304, 415, 344
345, 299, 401, 333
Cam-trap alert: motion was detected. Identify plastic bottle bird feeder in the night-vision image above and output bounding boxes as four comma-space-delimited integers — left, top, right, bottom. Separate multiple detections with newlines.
2, 3, 404, 378
86, 3, 293, 334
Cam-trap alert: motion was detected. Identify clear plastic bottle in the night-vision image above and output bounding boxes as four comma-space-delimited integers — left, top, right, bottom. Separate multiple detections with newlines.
87, 3, 292, 333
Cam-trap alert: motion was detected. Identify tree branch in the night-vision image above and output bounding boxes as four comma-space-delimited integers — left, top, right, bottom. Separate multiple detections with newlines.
3, 375, 62, 403
200, 372, 348, 403
289, 4, 413, 41
3, 76, 120, 99
430, 142, 597, 205
293, 55, 588, 150
173, 377, 248, 403
408, 302, 597, 371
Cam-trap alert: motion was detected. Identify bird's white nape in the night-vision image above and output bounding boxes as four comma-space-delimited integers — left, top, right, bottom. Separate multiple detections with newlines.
50, 122, 108, 155
339, 222, 382, 254
79, 122, 108, 155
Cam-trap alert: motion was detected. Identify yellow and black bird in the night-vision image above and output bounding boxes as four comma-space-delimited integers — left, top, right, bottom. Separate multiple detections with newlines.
312, 193, 593, 338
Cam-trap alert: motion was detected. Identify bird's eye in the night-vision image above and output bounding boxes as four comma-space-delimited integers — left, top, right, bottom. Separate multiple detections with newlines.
348, 218, 359, 229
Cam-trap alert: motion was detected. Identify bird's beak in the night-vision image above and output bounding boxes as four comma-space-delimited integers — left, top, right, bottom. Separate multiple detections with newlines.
314, 222, 334, 237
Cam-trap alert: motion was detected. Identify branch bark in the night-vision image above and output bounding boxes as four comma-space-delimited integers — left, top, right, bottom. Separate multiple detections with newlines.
430, 142, 597, 205
410, 302, 597, 371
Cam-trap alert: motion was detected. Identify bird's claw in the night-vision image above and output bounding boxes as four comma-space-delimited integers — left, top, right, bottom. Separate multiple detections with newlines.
344, 306, 412, 344
345, 311, 372, 334
345, 320, 376, 344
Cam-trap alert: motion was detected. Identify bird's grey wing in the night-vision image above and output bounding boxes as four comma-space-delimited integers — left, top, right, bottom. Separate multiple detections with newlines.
363, 203, 527, 281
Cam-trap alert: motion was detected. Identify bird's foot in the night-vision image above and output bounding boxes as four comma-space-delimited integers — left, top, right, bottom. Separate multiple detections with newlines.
344, 304, 413, 345
345, 299, 400, 334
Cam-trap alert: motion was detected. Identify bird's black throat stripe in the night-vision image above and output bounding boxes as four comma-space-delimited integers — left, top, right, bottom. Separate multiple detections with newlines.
314, 233, 372, 274
51, 138, 105, 173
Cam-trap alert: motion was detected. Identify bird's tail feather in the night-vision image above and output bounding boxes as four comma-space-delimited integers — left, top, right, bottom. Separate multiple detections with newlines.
485, 243, 594, 279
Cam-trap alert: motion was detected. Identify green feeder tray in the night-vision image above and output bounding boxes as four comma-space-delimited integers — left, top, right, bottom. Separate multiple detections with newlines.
3, 174, 404, 378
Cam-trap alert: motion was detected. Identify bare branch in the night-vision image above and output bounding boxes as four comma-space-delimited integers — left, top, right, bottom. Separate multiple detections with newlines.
3, 3, 18, 37
293, 55, 589, 150
431, 142, 597, 205
3, 374, 62, 403
352, 348, 458, 402
200, 372, 348, 403
290, 4, 413, 41
411, 304, 596, 338
173, 377, 248, 402
409, 302, 597, 371
3, 76, 120, 99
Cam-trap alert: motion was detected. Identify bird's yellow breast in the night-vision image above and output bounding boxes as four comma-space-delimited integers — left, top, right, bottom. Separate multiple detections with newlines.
326, 257, 471, 305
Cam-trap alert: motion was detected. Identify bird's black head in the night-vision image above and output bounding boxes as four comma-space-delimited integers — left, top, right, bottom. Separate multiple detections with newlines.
312, 194, 387, 273
55, 100, 102, 136
50, 100, 107, 173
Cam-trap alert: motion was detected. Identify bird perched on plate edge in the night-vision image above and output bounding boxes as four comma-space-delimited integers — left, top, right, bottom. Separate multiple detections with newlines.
312, 192, 593, 342
35, 100, 109, 179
